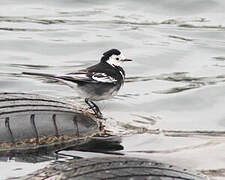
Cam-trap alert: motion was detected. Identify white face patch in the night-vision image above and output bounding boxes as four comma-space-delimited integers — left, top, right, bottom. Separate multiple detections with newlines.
106, 53, 126, 67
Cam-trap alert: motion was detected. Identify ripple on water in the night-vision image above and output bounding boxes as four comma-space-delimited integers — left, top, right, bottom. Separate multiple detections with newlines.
126, 72, 225, 94
1, 0, 225, 179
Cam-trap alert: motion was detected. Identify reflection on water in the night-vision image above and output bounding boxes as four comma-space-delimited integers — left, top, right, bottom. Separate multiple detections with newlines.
1, 0, 225, 179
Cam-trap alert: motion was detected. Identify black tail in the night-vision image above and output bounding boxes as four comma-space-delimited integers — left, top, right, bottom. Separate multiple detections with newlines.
23, 72, 86, 85
22, 72, 56, 78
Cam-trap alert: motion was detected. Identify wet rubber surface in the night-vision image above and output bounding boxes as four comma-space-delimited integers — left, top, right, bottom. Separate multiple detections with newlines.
0, 93, 100, 155
1, 0, 225, 179
20, 157, 207, 180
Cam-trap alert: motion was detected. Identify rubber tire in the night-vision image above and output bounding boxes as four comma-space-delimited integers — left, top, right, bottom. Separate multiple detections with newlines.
23, 156, 207, 180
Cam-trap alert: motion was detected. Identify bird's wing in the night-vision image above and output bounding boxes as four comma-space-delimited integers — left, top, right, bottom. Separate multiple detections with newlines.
57, 70, 117, 84
56, 70, 93, 83
91, 72, 117, 83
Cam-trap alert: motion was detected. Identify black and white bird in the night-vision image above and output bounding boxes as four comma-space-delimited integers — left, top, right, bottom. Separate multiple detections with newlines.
23, 49, 132, 118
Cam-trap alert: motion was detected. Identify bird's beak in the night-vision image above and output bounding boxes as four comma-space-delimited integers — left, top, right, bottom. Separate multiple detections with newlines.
122, 58, 132, 62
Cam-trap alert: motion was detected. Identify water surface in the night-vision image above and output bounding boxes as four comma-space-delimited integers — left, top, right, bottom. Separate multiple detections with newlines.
1, 0, 225, 179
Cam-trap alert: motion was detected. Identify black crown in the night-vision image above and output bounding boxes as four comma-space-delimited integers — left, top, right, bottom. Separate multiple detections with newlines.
101, 49, 121, 62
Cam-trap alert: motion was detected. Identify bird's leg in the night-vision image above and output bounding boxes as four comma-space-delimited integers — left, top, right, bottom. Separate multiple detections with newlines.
85, 98, 102, 118
85, 98, 95, 109
90, 101, 102, 117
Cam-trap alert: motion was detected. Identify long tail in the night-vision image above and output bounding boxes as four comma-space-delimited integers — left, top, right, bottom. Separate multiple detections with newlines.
22, 72, 86, 85
22, 72, 57, 78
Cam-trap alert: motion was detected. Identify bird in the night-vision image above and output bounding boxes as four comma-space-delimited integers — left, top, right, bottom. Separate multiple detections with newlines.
23, 49, 132, 118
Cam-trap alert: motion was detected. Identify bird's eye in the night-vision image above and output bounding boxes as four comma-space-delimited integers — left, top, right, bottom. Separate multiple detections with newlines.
116, 57, 119, 60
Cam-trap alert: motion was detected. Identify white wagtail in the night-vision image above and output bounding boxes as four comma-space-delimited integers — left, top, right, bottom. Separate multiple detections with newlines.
23, 49, 132, 118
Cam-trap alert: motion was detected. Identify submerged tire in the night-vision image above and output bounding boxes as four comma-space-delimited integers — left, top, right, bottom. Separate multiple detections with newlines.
21, 156, 207, 180
0, 92, 100, 155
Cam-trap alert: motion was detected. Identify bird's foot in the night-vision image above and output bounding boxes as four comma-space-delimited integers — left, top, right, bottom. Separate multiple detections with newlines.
85, 98, 103, 118
90, 101, 102, 118
90, 106, 102, 118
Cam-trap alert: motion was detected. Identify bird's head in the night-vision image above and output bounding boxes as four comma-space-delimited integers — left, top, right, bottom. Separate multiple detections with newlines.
101, 49, 132, 66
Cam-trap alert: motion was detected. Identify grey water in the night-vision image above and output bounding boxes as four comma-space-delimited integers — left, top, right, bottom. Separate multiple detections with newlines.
1, 0, 225, 179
